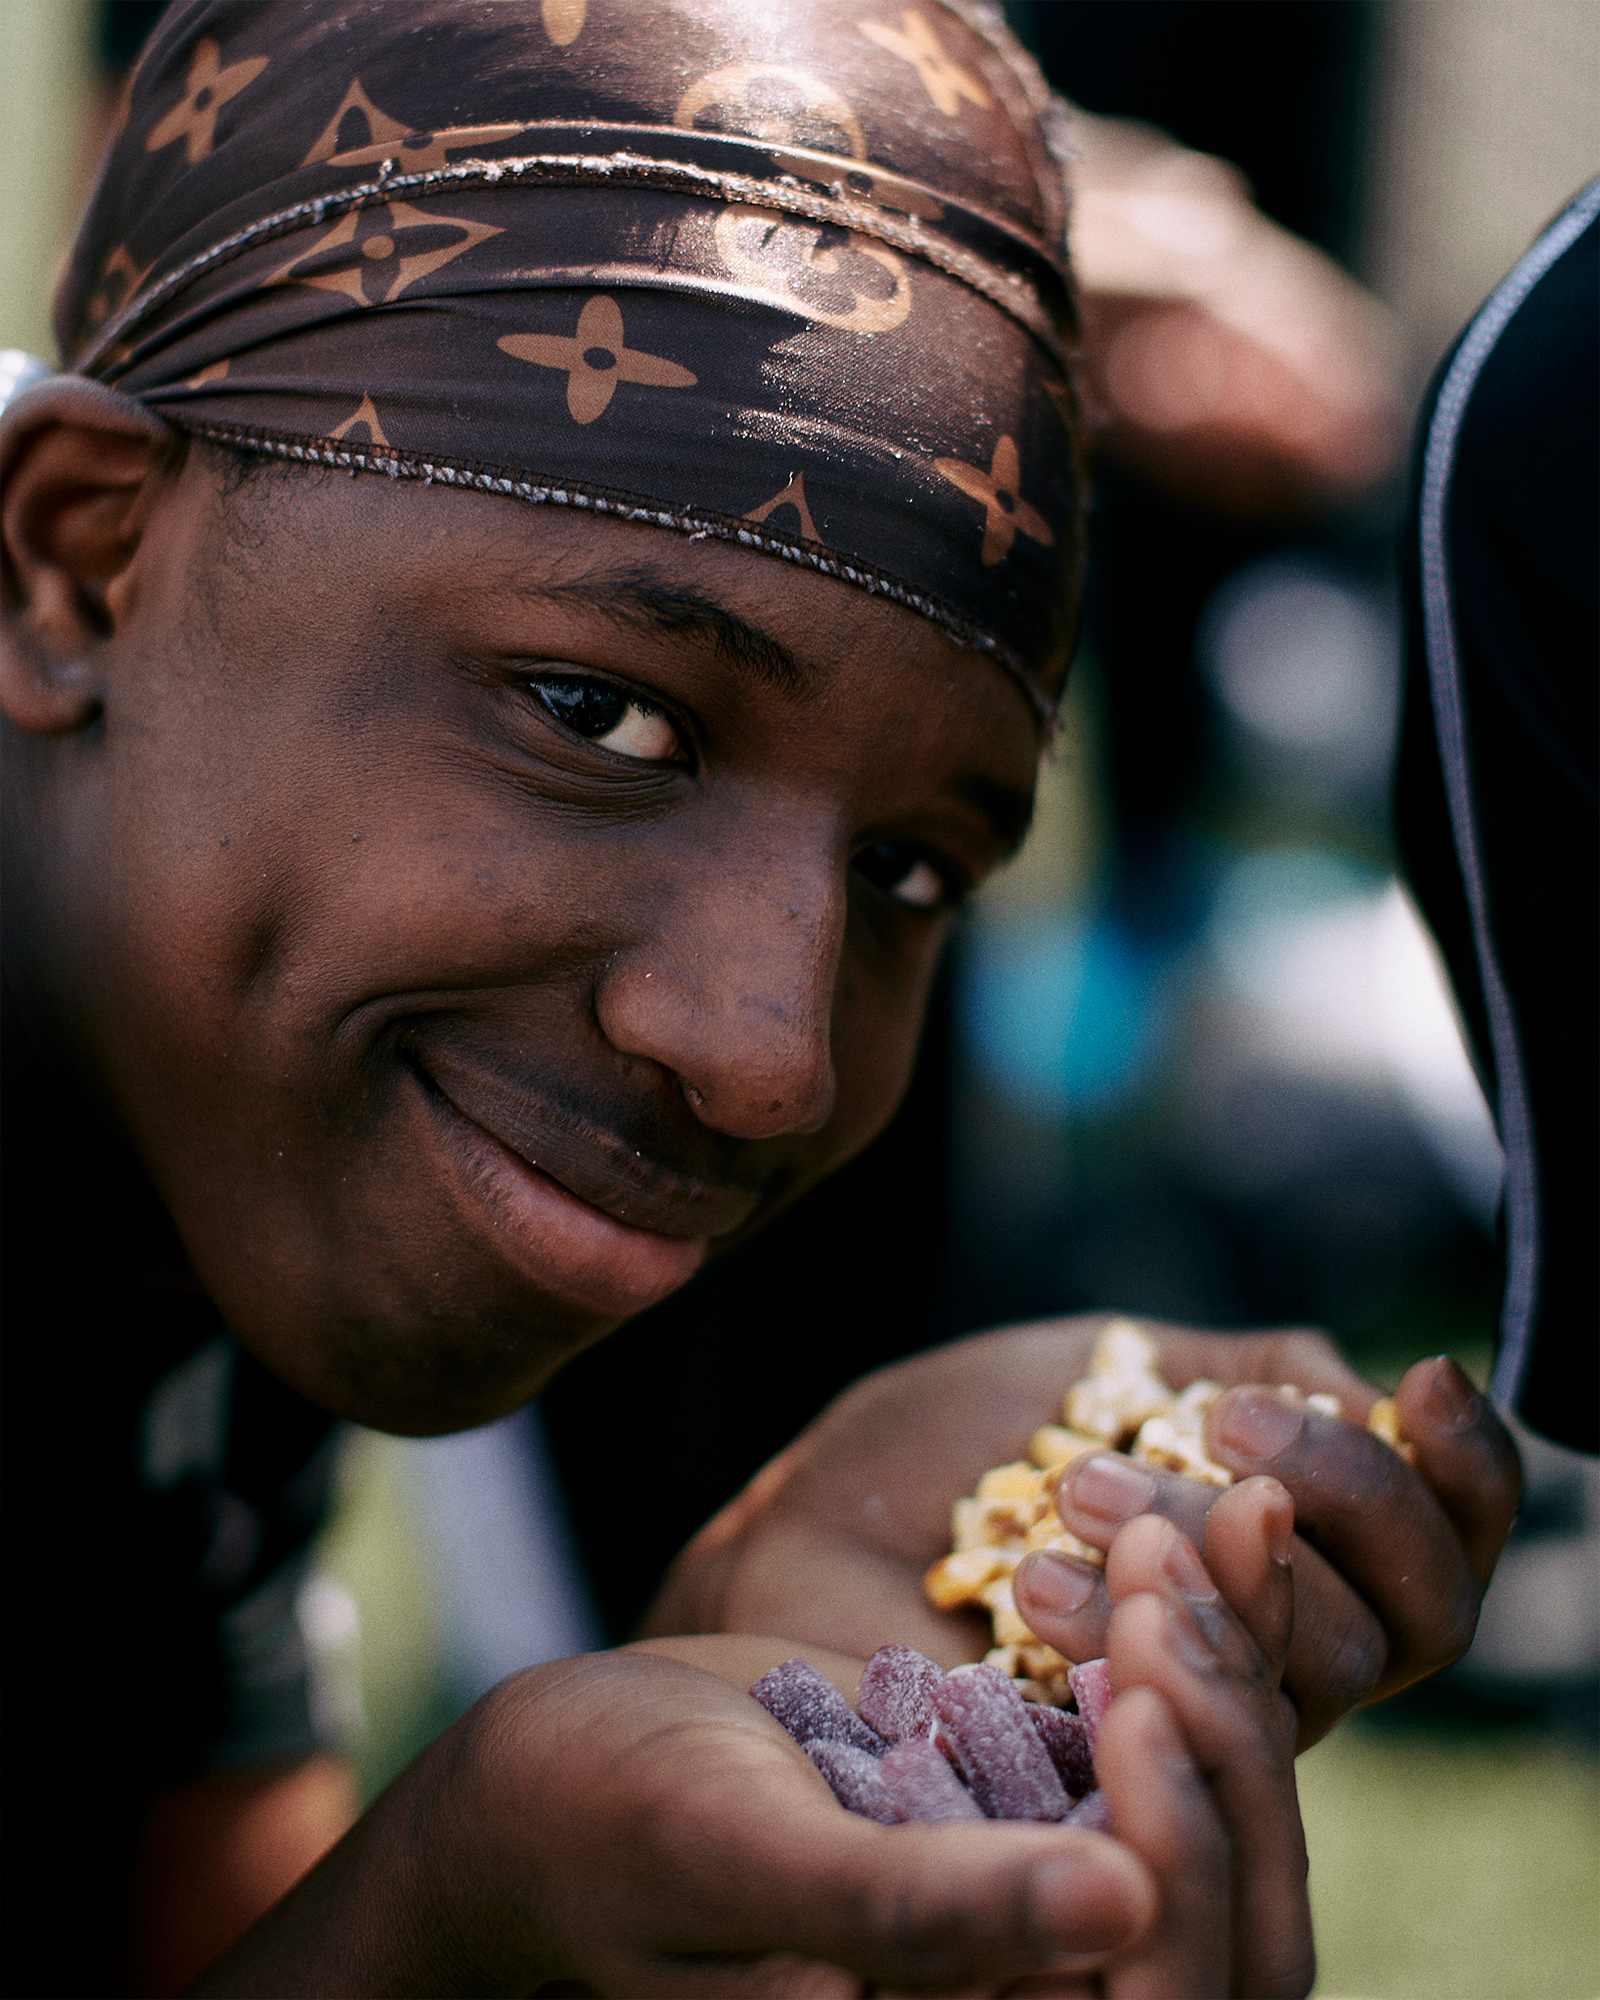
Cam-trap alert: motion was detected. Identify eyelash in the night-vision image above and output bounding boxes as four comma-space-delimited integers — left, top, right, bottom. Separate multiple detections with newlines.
526, 673, 967, 913
526, 671, 690, 766
853, 840, 969, 915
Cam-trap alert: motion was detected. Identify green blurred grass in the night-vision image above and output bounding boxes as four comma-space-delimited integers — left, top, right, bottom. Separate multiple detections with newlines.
1303, 1722, 1599, 1999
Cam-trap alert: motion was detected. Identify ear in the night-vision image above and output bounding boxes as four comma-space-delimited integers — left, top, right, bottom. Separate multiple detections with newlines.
1, 378, 185, 736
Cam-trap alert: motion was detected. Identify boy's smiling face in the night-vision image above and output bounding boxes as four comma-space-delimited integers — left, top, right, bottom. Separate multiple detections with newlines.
3, 423, 1041, 1431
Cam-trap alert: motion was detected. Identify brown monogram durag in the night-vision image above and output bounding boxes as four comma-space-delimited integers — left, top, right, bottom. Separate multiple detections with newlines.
58, 0, 1086, 713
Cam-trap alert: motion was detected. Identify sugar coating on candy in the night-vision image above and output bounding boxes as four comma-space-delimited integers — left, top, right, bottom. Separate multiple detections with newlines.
750, 1658, 886, 1756
931, 1662, 1071, 1822
807, 1740, 902, 1824
856, 1644, 944, 1745
1028, 1702, 1095, 1798
880, 1737, 984, 1822
1068, 1658, 1114, 1741
1066, 1788, 1112, 1832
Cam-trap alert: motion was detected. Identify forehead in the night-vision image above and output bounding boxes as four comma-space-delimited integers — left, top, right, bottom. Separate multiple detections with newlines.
211, 454, 1049, 734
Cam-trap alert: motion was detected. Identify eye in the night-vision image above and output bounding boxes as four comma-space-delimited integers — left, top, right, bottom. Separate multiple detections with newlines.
853, 840, 957, 912
530, 673, 684, 763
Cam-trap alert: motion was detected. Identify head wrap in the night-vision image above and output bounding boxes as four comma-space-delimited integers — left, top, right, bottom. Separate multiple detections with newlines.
58, 0, 1084, 713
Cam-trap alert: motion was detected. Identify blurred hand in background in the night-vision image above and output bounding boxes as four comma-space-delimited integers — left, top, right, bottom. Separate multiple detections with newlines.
1069, 108, 1404, 514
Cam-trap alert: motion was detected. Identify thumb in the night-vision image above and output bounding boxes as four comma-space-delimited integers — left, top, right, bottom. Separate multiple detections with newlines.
660, 1738, 1157, 1989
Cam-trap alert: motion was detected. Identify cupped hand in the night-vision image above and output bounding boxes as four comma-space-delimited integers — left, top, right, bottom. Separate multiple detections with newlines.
647, 1315, 1521, 1750
1019, 1346, 1521, 1745
191, 1636, 1156, 1998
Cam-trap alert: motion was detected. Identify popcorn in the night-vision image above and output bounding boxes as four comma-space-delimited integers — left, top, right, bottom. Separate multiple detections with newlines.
1274, 1382, 1344, 1419
1131, 1378, 1232, 1486
978, 1574, 1034, 1648
923, 1544, 1013, 1609
923, 1315, 1418, 1706
974, 1460, 1046, 1503
1064, 1317, 1176, 1445
1131, 1412, 1234, 1485
1366, 1395, 1417, 1463
1029, 1422, 1107, 1473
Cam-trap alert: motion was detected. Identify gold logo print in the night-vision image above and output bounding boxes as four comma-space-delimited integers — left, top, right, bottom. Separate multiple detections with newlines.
328, 394, 391, 449
541, 0, 587, 44
859, 9, 991, 117
84, 245, 150, 331
676, 62, 867, 159
934, 434, 1053, 566
713, 205, 911, 334
499, 295, 698, 425
262, 201, 503, 308
745, 474, 821, 543
145, 36, 268, 164
302, 78, 526, 174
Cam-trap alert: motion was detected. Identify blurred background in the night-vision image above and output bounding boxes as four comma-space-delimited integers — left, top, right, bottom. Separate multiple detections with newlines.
4, 4, 1597, 1995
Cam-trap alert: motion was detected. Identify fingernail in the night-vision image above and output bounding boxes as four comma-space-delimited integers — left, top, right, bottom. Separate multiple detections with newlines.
1165, 1597, 1220, 1672
1264, 1499, 1294, 1567
1160, 1528, 1219, 1604
1016, 1550, 1099, 1617
1424, 1355, 1481, 1433
1214, 1388, 1303, 1463
1068, 1453, 1156, 1523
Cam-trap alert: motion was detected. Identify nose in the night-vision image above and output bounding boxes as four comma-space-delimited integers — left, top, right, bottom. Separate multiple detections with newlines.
595, 843, 842, 1142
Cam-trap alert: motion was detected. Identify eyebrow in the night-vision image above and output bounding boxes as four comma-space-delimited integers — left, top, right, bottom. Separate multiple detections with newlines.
538, 568, 812, 696
956, 769, 1035, 857
509, 563, 1034, 854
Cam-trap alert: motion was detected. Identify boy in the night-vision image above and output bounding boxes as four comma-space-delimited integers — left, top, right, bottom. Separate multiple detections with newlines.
2, 1, 1517, 1990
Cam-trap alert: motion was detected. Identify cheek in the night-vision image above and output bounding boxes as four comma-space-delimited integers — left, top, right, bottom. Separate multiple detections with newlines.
826, 932, 942, 1154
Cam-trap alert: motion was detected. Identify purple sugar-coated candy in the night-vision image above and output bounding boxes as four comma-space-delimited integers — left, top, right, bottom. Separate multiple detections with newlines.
930, 1663, 1072, 1822
856, 1644, 945, 1745
879, 1737, 984, 1823
1028, 1703, 1095, 1798
807, 1740, 903, 1825
751, 1658, 886, 1756
1066, 1788, 1112, 1833
1068, 1658, 1114, 1742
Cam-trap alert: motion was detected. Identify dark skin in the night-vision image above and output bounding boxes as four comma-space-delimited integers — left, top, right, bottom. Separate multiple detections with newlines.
2, 384, 1517, 1994
3, 385, 1039, 1435
650, 1319, 1520, 1750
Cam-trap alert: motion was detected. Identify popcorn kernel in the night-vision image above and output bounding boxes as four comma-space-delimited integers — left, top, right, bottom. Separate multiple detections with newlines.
1366, 1395, 1417, 1463
1029, 1423, 1103, 1472
975, 1461, 1045, 1503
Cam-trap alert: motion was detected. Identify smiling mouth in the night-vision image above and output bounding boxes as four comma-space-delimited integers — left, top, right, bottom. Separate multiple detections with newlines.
405, 1052, 763, 1242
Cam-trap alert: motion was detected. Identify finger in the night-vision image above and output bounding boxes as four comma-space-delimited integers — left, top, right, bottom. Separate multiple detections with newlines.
1105, 1578, 1313, 2000
1102, 1517, 1284, 1708
638, 1732, 1156, 1991
1197, 1478, 1296, 1687
1052, 1453, 1218, 1558
1277, 1535, 1385, 1747
1205, 1387, 1485, 1694
1093, 1685, 1231, 2000
1394, 1356, 1522, 1582
1035, 1446, 1383, 1746
1013, 1548, 1112, 1668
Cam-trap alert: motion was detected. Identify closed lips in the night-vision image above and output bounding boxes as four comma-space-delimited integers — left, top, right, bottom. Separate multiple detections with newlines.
407, 1048, 763, 1240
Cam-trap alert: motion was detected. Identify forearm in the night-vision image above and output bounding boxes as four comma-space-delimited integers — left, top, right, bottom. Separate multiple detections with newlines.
127, 1756, 357, 1998
183, 1714, 522, 1999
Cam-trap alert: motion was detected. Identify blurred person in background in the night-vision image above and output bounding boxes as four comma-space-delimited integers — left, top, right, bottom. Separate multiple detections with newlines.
1396, 178, 1599, 1459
